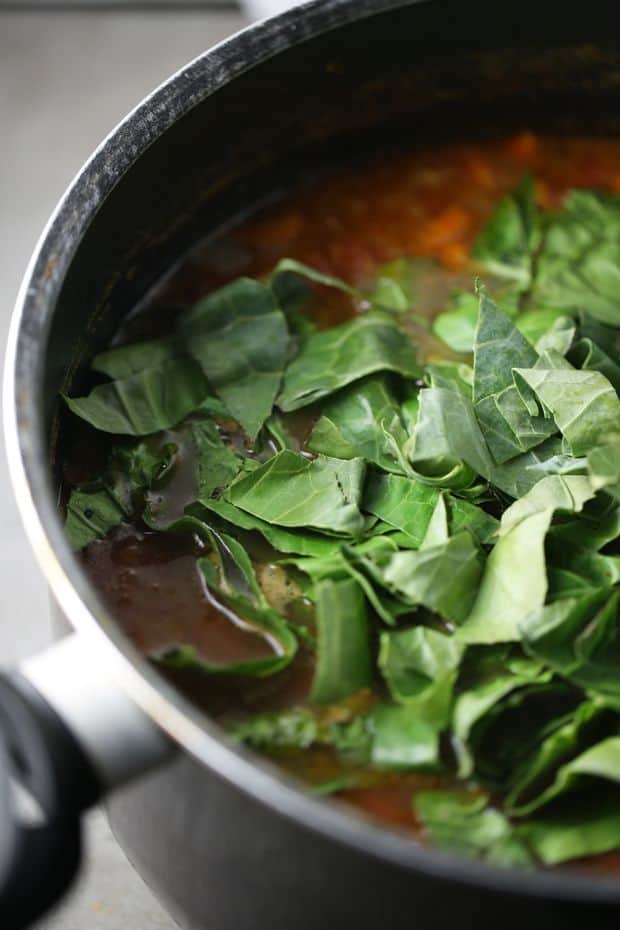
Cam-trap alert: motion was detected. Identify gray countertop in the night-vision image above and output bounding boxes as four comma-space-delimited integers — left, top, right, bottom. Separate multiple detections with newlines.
0, 9, 246, 927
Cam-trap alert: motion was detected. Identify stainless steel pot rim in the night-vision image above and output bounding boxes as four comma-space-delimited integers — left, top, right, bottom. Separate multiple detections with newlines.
5, 0, 620, 904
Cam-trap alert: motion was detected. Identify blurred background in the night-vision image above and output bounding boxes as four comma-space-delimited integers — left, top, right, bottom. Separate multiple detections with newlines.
0, 2, 295, 926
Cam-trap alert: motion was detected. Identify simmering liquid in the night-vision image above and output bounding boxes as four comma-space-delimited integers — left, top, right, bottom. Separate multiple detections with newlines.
65, 133, 620, 868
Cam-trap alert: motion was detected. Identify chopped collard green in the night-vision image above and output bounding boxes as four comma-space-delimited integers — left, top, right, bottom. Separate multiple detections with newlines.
63, 178, 620, 870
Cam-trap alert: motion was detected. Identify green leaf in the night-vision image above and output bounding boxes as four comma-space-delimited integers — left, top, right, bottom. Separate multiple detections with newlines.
228, 706, 372, 760
446, 496, 499, 545
420, 494, 449, 548
306, 416, 360, 461
179, 278, 290, 439
512, 735, 620, 816
588, 438, 620, 500
271, 257, 358, 298
307, 376, 411, 474
229, 707, 319, 749
369, 277, 409, 313
415, 790, 533, 867
472, 174, 538, 286
367, 532, 483, 624
521, 589, 620, 697
489, 436, 567, 499
278, 312, 421, 411
366, 257, 427, 312
452, 651, 552, 777
339, 541, 412, 625
367, 460, 497, 545
499, 475, 594, 534
197, 395, 233, 418
64, 486, 126, 550
466, 681, 581, 787
546, 533, 620, 595
199, 497, 342, 557
63, 357, 208, 435
107, 437, 176, 513
378, 627, 462, 726
473, 291, 556, 464
521, 452, 588, 481
432, 291, 479, 354
457, 510, 552, 644
519, 309, 574, 350
569, 337, 620, 394
112, 442, 175, 502
191, 419, 245, 500
263, 413, 300, 452
548, 501, 620, 552
91, 335, 182, 379
409, 385, 493, 485
580, 312, 620, 360
506, 699, 620, 814
285, 536, 399, 589
157, 532, 297, 677
515, 360, 620, 457
426, 361, 474, 395
533, 189, 620, 326
522, 800, 620, 865
269, 258, 356, 338
65, 436, 177, 548
458, 442, 608, 643
363, 473, 439, 547
370, 703, 442, 771
226, 451, 366, 537
310, 578, 372, 705
547, 543, 620, 602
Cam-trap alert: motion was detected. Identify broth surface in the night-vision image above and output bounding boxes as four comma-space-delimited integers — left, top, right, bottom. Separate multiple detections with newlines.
65, 133, 620, 871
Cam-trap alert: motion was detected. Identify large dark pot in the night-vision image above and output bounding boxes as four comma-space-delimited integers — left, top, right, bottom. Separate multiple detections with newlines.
4, 1, 620, 927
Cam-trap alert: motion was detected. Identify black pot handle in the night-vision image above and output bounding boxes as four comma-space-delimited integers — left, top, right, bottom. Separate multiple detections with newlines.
0, 672, 102, 928
0, 635, 173, 928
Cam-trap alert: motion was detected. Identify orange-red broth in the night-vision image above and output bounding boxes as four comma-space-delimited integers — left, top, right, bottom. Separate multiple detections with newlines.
67, 134, 620, 873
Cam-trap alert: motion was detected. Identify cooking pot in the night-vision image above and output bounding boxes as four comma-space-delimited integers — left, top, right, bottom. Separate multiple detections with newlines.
4, 1, 620, 926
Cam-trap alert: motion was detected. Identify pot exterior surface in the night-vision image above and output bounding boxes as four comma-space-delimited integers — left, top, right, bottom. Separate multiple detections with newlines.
9, 0, 620, 925
108, 757, 615, 930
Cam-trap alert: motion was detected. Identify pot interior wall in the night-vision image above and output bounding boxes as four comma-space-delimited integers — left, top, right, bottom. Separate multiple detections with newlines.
46, 0, 620, 472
